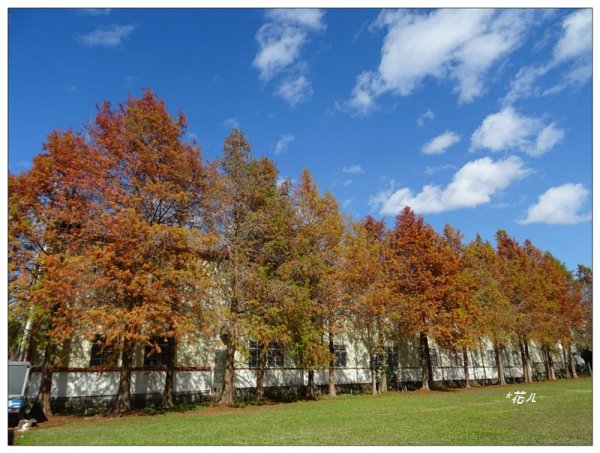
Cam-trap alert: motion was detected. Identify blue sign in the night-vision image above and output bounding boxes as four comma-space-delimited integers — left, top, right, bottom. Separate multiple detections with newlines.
8, 398, 23, 413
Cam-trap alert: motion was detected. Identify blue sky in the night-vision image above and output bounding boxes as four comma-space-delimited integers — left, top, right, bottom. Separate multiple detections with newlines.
7, 7, 593, 271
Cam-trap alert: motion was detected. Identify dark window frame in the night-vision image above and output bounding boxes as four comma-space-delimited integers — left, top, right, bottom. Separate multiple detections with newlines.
511, 350, 521, 366
248, 340, 260, 368
248, 341, 285, 368
267, 343, 284, 368
333, 343, 348, 368
89, 334, 117, 367
144, 336, 173, 367
386, 346, 399, 370
451, 349, 464, 366
430, 349, 439, 367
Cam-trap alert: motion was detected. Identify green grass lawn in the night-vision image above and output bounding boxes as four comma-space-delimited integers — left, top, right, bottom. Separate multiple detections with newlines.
17, 378, 592, 446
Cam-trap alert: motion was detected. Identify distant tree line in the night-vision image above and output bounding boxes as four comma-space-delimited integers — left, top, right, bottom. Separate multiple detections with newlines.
8, 90, 592, 415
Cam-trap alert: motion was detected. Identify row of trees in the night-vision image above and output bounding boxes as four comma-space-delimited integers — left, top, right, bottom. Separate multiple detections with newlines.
8, 90, 592, 415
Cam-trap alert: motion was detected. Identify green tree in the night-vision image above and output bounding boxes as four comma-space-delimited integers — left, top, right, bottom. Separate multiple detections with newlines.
212, 129, 294, 405
496, 231, 538, 383
279, 169, 344, 398
340, 216, 394, 395
574, 265, 592, 372
465, 235, 514, 386
438, 225, 480, 389
244, 165, 297, 402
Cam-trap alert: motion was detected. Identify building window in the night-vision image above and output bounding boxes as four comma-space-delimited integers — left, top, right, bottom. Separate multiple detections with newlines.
487, 349, 497, 365
512, 351, 521, 366
89, 335, 116, 367
374, 346, 399, 370
248, 341, 284, 368
430, 349, 439, 367
333, 343, 348, 367
248, 340, 259, 368
386, 346, 399, 370
451, 349, 464, 366
144, 337, 173, 367
267, 344, 284, 368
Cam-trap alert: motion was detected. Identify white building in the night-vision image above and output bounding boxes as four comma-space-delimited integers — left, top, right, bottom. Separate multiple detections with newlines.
23, 330, 583, 413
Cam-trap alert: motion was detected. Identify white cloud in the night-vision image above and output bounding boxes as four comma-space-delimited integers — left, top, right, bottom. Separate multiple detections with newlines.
470, 107, 537, 152
417, 108, 435, 128
341, 164, 364, 175
274, 133, 295, 155
79, 24, 136, 48
344, 71, 384, 115
422, 131, 461, 155
502, 65, 548, 105
519, 183, 590, 225
368, 179, 396, 211
276, 75, 313, 105
470, 107, 564, 156
253, 9, 324, 82
254, 26, 307, 82
556, 60, 592, 88
553, 9, 592, 64
344, 9, 532, 114
532, 124, 565, 157
503, 9, 591, 104
266, 9, 325, 30
372, 156, 530, 215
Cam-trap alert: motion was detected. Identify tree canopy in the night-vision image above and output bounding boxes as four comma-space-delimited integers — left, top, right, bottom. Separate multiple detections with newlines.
9, 90, 590, 410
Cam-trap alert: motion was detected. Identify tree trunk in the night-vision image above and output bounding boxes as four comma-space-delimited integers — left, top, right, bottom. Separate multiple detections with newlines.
561, 342, 571, 378
542, 345, 550, 381
113, 339, 134, 414
19, 268, 41, 362
542, 345, 556, 381
219, 334, 236, 406
569, 352, 578, 379
255, 342, 267, 402
519, 340, 527, 382
17, 309, 35, 362
377, 321, 388, 393
524, 339, 533, 383
161, 337, 177, 409
37, 342, 56, 417
462, 346, 471, 389
519, 338, 531, 383
419, 332, 432, 391
370, 354, 377, 396
495, 345, 506, 386
479, 341, 488, 385
25, 325, 38, 364
380, 360, 388, 393
306, 369, 317, 400
548, 348, 556, 381
565, 342, 578, 378
328, 333, 336, 397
